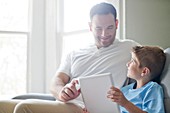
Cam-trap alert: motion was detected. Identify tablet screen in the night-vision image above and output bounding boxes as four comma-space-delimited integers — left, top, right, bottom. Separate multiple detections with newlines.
79, 73, 120, 113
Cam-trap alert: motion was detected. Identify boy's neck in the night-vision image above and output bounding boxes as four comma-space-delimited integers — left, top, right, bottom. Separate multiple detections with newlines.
135, 80, 150, 89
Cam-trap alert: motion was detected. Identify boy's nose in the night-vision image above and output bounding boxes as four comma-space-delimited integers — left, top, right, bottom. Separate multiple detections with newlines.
126, 61, 130, 67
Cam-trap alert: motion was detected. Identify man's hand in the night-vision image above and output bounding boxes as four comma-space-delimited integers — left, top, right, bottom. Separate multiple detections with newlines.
59, 79, 80, 102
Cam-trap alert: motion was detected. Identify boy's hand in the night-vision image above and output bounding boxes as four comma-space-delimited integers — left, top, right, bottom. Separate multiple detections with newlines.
82, 108, 89, 113
107, 86, 129, 107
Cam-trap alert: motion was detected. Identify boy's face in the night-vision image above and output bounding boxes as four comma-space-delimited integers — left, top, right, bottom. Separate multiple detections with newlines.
126, 52, 143, 80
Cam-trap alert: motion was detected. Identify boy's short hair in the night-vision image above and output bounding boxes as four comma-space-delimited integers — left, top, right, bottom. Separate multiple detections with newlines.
132, 46, 166, 81
90, 2, 117, 21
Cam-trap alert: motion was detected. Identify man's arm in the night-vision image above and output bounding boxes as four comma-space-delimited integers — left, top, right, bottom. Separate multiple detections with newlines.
50, 72, 69, 101
50, 72, 80, 102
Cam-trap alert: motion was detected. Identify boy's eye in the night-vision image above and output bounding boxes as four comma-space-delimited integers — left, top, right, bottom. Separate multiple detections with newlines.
130, 58, 135, 63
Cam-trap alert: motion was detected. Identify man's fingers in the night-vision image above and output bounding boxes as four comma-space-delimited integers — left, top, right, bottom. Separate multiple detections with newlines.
64, 87, 75, 97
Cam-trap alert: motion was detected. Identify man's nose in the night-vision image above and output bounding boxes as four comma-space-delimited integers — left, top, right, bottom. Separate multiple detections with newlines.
101, 29, 107, 37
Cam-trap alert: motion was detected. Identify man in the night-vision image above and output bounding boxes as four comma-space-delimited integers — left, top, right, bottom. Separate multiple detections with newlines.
50, 1, 138, 111
0, 2, 138, 113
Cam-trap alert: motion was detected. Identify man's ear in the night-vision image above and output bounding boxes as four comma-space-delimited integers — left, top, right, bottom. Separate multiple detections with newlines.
141, 67, 150, 77
88, 22, 92, 31
115, 19, 118, 29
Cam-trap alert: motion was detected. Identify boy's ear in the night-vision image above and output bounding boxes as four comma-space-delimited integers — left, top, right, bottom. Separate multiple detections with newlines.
141, 67, 150, 77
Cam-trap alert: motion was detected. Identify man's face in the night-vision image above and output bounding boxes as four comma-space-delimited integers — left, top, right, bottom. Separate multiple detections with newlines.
89, 13, 118, 48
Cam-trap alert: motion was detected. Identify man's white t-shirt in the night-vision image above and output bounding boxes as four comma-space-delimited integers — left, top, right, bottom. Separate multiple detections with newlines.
57, 39, 138, 88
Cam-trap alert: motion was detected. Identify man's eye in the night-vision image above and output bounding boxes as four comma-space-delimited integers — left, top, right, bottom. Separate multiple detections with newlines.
95, 28, 102, 30
108, 27, 113, 29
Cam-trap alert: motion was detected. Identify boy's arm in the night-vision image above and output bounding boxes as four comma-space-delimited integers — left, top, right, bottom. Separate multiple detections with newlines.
107, 86, 147, 113
123, 101, 147, 113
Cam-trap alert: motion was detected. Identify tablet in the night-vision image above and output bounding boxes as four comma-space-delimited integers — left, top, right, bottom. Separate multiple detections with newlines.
78, 73, 120, 113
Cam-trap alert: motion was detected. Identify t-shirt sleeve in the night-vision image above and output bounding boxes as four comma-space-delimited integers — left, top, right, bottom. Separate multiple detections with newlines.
142, 85, 165, 113
56, 52, 72, 77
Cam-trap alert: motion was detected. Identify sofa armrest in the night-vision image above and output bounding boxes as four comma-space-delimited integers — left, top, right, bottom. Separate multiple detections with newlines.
12, 93, 56, 101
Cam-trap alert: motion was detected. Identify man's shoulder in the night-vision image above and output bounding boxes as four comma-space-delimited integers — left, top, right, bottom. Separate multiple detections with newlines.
117, 39, 139, 45
114, 39, 139, 50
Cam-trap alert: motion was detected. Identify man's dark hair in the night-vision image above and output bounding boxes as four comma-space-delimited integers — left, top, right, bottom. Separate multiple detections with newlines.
90, 2, 117, 21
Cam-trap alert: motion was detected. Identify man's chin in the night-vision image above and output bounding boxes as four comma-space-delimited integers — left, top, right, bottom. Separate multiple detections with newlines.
97, 43, 112, 48
102, 43, 113, 47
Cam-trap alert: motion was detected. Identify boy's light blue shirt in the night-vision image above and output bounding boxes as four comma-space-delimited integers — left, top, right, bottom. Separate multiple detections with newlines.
120, 81, 165, 113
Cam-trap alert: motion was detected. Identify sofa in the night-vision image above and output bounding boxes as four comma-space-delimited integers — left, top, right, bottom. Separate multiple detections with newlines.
160, 47, 170, 113
12, 47, 170, 113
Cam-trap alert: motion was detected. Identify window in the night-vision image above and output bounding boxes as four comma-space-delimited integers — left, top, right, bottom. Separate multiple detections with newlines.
61, 0, 107, 57
0, 0, 29, 99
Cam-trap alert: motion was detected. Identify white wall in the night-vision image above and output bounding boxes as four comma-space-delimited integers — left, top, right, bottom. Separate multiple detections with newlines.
125, 0, 170, 49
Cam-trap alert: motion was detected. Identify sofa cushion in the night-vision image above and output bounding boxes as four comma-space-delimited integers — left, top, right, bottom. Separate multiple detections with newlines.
160, 48, 170, 113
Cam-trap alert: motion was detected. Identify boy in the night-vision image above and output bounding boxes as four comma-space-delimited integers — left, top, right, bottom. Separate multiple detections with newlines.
83, 46, 166, 113
107, 46, 166, 113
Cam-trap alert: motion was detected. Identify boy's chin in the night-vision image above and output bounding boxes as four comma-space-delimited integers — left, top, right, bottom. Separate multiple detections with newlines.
127, 74, 132, 78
